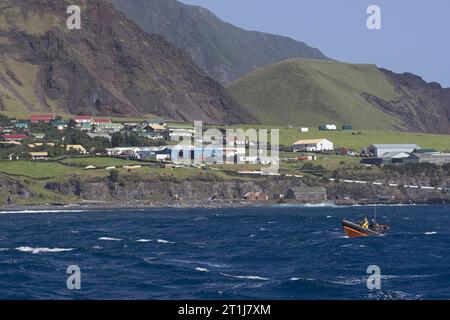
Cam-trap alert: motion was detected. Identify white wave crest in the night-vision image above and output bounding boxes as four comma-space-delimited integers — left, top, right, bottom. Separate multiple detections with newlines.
136, 239, 152, 242
16, 246, 74, 254
221, 273, 270, 281
0, 210, 87, 215
157, 239, 174, 244
195, 267, 209, 272
99, 237, 122, 241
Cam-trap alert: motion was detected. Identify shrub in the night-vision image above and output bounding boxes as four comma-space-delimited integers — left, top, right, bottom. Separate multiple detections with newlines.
108, 169, 120, 183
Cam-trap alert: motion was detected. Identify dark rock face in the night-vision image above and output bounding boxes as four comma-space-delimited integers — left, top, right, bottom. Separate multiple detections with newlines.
0, 0, 258, 124
367, 69, 450, 134
0, 178, 31, 203
112, 0, 329, 84
43, 174, 305, 202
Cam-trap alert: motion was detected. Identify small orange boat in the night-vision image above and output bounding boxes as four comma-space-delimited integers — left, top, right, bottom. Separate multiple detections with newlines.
342, 220, 390, 238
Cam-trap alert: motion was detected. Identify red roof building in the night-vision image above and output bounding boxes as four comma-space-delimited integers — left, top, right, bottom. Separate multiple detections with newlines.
1, 134, 28, 141
93, 118, 112, 124
30, 115, 54, 123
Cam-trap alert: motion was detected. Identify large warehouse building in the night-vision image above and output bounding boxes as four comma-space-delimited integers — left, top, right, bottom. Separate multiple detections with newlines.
368, 144, 420, 157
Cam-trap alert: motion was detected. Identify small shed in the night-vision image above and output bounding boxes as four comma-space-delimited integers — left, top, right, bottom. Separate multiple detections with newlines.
286, 187, 327, 203
342, 124, 353, 130
339, 147, 349, 156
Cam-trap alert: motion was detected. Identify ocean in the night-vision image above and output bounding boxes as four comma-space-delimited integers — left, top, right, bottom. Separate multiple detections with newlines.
0, 205, 449, 300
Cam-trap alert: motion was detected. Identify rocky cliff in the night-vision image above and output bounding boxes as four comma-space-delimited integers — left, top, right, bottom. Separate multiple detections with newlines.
2, 167, 449, 207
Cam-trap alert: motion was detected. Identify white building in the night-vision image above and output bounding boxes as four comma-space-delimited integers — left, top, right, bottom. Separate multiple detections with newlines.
73, 116, 94, 125
293, 139, 334, 152
169, 128, 195, 140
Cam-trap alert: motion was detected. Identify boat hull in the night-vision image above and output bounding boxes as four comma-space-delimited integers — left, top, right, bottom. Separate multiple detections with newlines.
342, 220, 382, 238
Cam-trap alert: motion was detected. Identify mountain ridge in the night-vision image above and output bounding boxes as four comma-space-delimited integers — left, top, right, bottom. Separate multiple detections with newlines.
111, 0, 329, 84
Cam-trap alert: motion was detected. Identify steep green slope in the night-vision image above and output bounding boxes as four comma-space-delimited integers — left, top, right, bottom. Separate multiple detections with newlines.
111, 0, 329, 84
228, 59, 404, 130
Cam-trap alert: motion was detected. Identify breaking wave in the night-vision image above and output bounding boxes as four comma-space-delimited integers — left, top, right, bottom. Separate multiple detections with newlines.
99, 237, 122, 241
15, 246, 74, 254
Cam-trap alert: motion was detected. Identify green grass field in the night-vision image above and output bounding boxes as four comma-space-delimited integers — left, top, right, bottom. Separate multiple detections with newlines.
279, 128, 450, 151
227, 59, 404, 130
0, 160, 83, 178
217, 124, 450, 152
59, 157, 146, 168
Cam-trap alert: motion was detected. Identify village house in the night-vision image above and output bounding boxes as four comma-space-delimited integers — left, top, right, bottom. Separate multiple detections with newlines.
106, 147, 141, 158
14, 121, 29, 129
293, 139, 334, 152
52, 120, 68, 131
169, 145, 223, 164
66, 144, 88, 154
137, 147, 171, 161
0, 141, 22, 146
1, 134, 28, 141
31, 133, 45, 140
124, 123, 139, 130
29, 152, 49, 160
73, 116, 94, 125
286, 187, 328, 203
144, 124, 169, 140
93, 118, 112, 125
79, 122, 93, 131
169, 128, 195, 141
94, 122, 124, 133
338, 147, 349, 156
30, 115, 54, 123
144, 119, 167, 125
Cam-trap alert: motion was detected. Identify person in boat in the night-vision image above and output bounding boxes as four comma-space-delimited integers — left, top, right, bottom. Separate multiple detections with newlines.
360, 217, 369, 229
370, 219, 379, 231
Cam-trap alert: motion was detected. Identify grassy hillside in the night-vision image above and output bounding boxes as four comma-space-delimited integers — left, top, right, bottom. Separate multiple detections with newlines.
228, 59, 407, 130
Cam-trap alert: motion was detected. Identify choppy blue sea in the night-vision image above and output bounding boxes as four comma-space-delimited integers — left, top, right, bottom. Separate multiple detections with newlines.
0, 205, 449, 300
